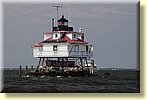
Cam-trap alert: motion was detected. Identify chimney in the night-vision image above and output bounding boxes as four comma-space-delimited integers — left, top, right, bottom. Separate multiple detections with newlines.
52, 18, 54, 32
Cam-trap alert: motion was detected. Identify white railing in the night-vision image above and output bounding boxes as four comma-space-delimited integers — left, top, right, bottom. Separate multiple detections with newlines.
69, 51, 93, 57
81, 51, 93, 56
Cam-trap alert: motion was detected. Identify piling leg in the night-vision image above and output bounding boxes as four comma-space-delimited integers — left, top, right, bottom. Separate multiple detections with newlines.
31, 65, 33, 70
80, 58, 83, 71
41, 58, 45, 66
61, 57, 64, 76
89, 66, 92, 75
19, 65, 22, 77
25, 65, 28, 75
37, 58, 41, 68
91, 60, 94, 75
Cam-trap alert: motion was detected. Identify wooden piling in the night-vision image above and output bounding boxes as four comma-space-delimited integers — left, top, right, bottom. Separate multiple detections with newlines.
61, 58, 64, 75
31, 65, 33, 70
91, 60, 94, 75
25, 65, 28, 75
19, 65, 22, 77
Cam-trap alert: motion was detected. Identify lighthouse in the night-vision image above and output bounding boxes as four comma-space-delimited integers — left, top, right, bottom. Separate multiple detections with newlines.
31, 15, 96, 76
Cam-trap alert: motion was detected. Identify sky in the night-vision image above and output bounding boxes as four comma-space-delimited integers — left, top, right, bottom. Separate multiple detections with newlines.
2, 2, 139, 69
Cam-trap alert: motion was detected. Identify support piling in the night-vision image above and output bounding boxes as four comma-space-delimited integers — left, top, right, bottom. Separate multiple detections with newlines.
31, 65, 33, 70
19, 65, 22, 77
25, 65, 28, 75
91, 59, 94, 75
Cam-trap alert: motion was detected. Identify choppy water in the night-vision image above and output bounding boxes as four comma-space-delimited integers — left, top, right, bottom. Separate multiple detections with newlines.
1, 69, 140, 93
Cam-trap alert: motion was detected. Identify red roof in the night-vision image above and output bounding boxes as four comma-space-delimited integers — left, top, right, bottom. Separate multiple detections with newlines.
32, 35, 88, 48
44, 35, 88, 44
32, 41, 43, 48
62, 35, 88, 44
46, 36, 53, 41
32, 36, 53, 48
43, 32, 53, 34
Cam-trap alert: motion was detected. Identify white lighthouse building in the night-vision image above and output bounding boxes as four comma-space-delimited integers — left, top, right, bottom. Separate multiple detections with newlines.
32, 15, 96, 76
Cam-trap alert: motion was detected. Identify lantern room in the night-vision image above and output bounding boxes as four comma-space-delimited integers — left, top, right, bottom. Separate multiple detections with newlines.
53, 15, 73, 31
58, 15, 68, 26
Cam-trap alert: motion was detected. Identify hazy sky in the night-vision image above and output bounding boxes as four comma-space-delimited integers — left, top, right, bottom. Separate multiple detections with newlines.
3, 2, 139, 68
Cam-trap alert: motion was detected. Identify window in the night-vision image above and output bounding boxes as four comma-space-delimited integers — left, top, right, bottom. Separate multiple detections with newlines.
55, 34, 58, 38
86, 45, 89, 52
74, 45, 79, 52
53, 45, 58, 52
73, 34, 76, 38
64, 22, 68, 26
58, 22, 64, 26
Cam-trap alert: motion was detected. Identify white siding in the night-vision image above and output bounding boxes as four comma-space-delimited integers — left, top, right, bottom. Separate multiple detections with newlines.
43, 43, 52, 51
33, 43, 69, 57
33, 47, 40, 57
58, 44, 68, 51
66, 34, 72, 40
33, 43, 93, 58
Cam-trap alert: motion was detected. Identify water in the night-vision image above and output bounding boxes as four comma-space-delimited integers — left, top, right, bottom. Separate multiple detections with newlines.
1, 69, 140, 93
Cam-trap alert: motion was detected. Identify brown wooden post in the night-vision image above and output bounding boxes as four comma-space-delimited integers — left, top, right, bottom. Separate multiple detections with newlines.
91, 59, 94, 75
80, 57, 83, 71
19, 65, 22, 77
62, 57, 64, 76
31, 65, 33, 70
37, 57, 41, 68
25, 65, 28, 75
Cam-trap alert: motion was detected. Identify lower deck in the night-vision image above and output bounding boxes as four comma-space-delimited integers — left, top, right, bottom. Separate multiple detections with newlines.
20, 57, 97, 77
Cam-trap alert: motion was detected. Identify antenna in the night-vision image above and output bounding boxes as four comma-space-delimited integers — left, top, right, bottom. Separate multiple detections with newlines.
69, 13, 72, 26
53, 4, 62, 20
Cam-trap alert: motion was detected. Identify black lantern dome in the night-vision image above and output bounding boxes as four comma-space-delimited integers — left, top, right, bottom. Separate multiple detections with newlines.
58, 15, 68, 22
53, 15, 73, 31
